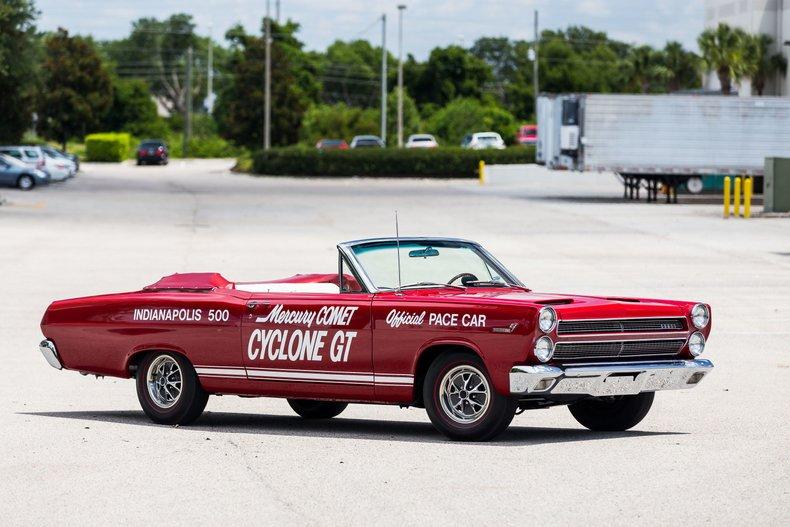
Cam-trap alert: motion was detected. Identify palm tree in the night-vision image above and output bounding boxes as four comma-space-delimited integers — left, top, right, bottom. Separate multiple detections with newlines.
662, 41, 701, 92
742, 33, 788, 95
698, 23, 748, 94
627, 45, 664, 93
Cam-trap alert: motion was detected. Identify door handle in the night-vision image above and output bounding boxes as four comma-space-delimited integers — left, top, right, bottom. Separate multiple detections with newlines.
246, 300, 270, 309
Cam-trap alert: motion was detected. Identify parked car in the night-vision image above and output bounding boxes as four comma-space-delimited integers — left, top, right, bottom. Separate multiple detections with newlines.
405, 134, 439, 148
316, 139, 349, 150
350, 135, 385, 148
0, 145, 71, 181
461, 132, 506, 150
41, 145, 79, 172
516, 124, 537, 146
0, 153, 50, 190
136, 140, 169, 165
38, 236, 713, 441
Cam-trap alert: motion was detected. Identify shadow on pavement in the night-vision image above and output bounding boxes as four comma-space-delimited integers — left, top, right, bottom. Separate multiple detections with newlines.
20, 410, 686, 446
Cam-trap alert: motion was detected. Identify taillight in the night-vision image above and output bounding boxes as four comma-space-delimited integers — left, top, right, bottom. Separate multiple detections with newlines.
138, 149, 146, 156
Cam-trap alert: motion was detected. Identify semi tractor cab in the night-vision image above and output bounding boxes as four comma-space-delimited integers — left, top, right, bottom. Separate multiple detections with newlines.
537, 93, 790, 202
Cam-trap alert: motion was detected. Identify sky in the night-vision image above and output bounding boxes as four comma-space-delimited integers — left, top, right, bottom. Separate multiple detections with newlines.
36, 0, 705, 57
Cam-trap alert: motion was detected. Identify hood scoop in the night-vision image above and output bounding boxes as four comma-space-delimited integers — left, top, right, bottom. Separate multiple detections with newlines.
606, 297, 641, 303
535, 298, 574, 305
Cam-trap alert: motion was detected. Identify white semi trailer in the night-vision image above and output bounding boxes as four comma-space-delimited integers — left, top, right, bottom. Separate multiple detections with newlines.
536, 94, 790, 202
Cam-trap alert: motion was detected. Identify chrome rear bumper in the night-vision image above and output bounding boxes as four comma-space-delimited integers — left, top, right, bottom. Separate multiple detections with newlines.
510, 359, 713, 397
38, 339, 63, 370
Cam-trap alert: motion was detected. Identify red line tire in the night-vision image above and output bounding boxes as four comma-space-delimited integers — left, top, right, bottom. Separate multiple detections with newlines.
568, 392, 654, 431
423, 351, 517, 441
287, 399, 348, 419
136, 352, 208, 425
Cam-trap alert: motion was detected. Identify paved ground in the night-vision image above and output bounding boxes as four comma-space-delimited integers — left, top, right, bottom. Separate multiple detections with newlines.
1, 160, 788, 525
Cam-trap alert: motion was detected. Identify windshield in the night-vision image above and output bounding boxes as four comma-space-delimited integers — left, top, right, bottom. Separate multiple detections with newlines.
350, 240, 514, 290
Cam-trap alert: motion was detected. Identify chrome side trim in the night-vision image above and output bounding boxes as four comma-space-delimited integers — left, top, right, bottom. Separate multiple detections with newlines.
509, 359, 713, 397
38, 339, 63, 370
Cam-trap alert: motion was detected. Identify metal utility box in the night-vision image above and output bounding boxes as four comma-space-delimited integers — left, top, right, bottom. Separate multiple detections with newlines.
764, 157, 790, 213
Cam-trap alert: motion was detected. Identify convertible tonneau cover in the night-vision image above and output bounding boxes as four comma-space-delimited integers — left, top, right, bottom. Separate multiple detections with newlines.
143, 273, 232, 291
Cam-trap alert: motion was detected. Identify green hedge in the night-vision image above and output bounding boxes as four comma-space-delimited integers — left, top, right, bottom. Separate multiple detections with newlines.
85, 133, 131, 162
251, 147, 535, 178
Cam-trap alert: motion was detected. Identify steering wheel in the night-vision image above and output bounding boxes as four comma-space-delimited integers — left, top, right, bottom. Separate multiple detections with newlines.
447, 272, 478, 286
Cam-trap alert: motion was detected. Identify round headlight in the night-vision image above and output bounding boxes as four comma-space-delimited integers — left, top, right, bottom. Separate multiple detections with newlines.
534, 336, 554, 363
538, 306, 557, 333
691, 304, 709, 329
688, 332, 705, 356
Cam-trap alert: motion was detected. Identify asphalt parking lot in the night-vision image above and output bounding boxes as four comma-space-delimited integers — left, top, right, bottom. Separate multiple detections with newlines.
1, 160, 788, 525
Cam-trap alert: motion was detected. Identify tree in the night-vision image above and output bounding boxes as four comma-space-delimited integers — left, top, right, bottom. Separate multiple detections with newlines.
215, 20, 316, 148
626, 45, 666, 93
412, 46, 492, 107
319, 40, 392, 107
698, 23, 748, 94
38, 29, 112, 149
299, 103, 378, 145
386, 88, 421, 141
742, 33, 787, 96
426, 98, 517, 146
101, 14, 201, 116
0, 0, 39, 142
102, 78, 166, 137
662, 41, 700, 92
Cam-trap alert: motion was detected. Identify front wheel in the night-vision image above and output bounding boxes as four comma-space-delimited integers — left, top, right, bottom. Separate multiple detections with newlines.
136, 352, 208, 425
17, 174, 35, 190
568, 392, 654, 431
287, 399, 347, 419
423, 352, 517, 441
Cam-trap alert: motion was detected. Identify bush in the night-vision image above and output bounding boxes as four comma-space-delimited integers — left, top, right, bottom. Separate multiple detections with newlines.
164, 133, 242, 159
426, 98, 518, 146
250, 146, 534, 178
85, 132, 131, 162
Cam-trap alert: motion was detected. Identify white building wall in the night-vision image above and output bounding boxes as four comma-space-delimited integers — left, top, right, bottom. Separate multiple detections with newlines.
704, 0, 789, 96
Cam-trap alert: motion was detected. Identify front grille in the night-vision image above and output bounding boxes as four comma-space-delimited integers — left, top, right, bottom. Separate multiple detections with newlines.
557, 318, 685, 335
553, 339, 685, 362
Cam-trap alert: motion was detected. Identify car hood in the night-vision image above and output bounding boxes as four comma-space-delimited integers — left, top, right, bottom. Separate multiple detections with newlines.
388, 288, 692, 320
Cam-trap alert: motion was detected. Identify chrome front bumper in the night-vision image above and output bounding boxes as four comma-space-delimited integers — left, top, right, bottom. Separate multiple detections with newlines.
510, 359, 713, 397
38, 339, 63, 370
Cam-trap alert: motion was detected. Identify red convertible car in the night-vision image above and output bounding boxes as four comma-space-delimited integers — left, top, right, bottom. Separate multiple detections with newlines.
38, 238, 713, 441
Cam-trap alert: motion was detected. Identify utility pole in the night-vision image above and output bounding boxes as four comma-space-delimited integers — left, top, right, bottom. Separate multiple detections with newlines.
380, 14, 387, 144
276, 0, 281, 22
264, 1, 272, 150
533, 10, 539, 110
206, 25, 214, 111
184, 45, 193, 158
397, 4, 406, 147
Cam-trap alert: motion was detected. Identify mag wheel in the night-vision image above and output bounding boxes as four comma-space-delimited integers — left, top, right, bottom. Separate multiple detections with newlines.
423, 352, 517, 441
136, 352, 208, 425
287, 399, 348, 419
568, 392, 654, 432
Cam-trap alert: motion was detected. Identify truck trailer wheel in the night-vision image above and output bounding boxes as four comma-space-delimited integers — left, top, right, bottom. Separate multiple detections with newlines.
568, 392, 654, 431
136, 352, 208, 425
287, 399, 348, 419
686, 177, 704, 194
423, 352, 517, 441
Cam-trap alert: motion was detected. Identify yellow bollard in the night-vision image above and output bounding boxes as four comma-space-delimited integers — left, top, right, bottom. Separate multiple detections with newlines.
723, 176, 731, 218
744, 177, 752, 218
733, 176, 741, 217
479, 160, 485, 185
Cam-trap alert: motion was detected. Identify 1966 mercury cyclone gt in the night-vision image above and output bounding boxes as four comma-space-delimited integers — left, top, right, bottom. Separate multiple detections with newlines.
39, 238, 713, 441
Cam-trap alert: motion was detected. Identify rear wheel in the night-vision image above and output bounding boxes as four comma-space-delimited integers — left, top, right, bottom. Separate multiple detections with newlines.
17, 174, 35, 190
136, 352, 208, 425
568, 392, 654, 431
423, 352, 517, 441
287, 399, 347, 419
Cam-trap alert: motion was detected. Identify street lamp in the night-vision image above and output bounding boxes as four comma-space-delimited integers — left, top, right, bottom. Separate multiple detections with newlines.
397, 4, 406, 147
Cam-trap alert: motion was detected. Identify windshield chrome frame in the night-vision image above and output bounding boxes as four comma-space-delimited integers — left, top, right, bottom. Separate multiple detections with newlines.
337, 237, 525, 293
